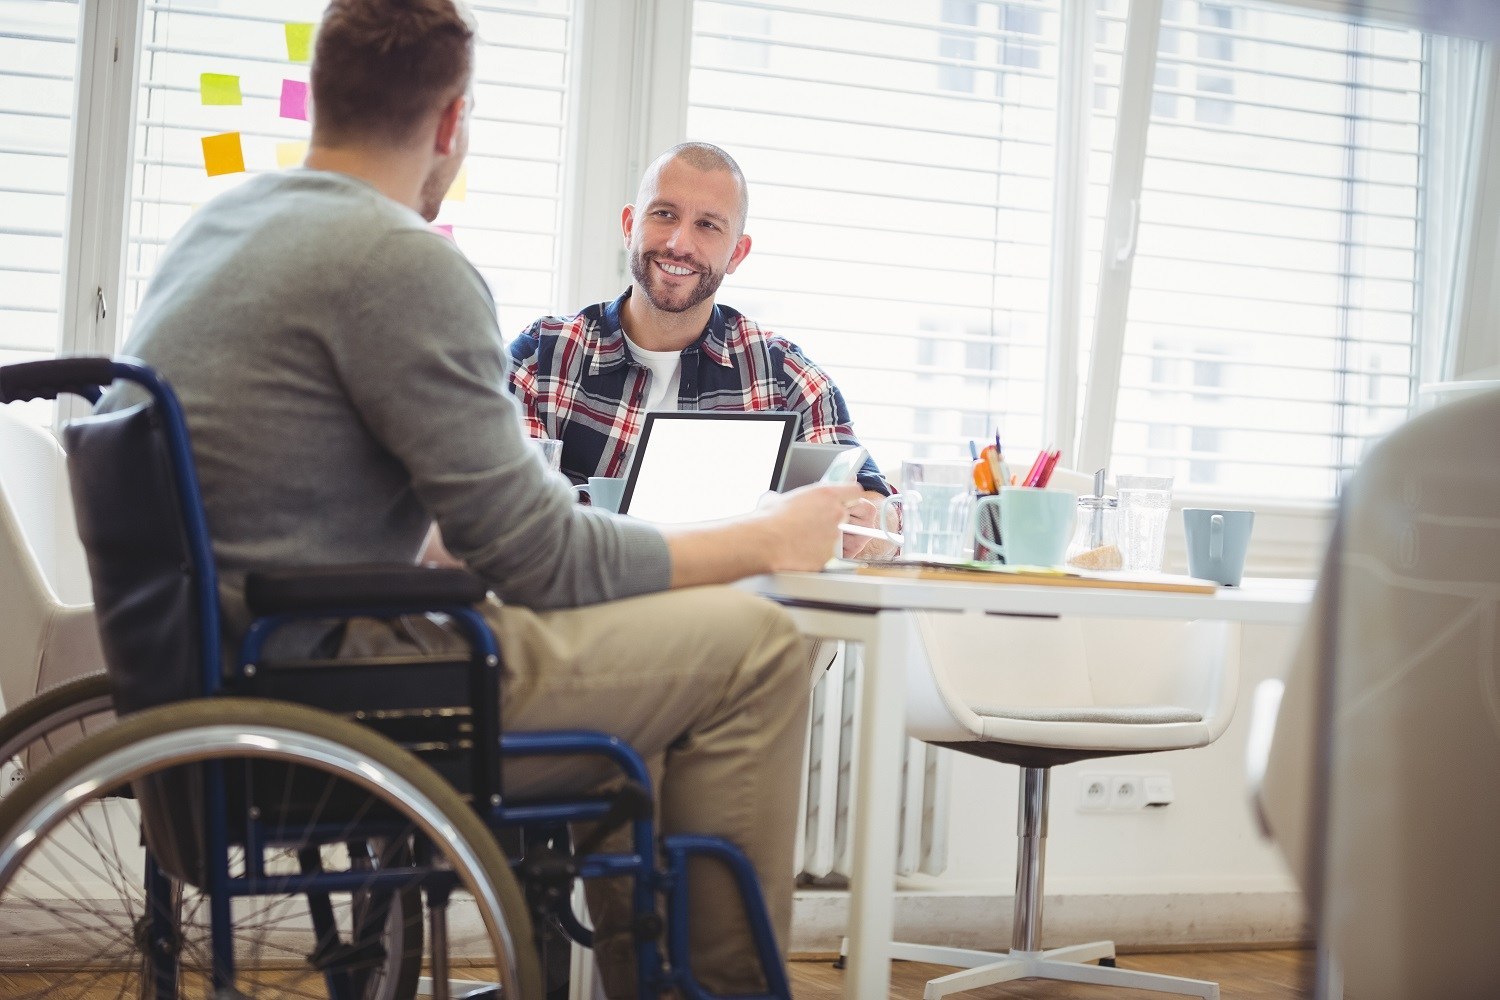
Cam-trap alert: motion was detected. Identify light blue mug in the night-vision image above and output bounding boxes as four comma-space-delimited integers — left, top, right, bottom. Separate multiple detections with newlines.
572, 476, 627, 514
976, 487, 1076, 567
1183, 508, 1255, 586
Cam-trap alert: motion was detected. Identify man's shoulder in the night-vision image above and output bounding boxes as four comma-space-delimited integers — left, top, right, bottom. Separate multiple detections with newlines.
719, 306, 813, 363
510, 302, 608, 358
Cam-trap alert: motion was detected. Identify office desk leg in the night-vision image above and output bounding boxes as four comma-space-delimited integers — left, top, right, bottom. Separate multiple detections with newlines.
844, 610, 915, 1000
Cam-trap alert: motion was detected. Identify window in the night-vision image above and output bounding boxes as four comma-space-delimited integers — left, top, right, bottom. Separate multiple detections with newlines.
0, 0, 79, 395
124, 0, 573, 339
1096, 1, 1445, 500
687, 0, 1064, 470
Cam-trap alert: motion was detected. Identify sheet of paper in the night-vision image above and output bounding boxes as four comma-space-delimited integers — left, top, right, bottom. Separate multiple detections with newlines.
201, 132, 246, 177
285, 22, 314, 62
199, 73, 241, 106
275, 140, 308, 169
279, 79, 308, 120
444, 166, 467, 202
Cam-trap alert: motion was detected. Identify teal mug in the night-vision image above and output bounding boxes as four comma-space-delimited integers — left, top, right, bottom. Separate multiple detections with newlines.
976, 487, 1076, 567
572, 476, 627, 514
1183, 508, 1255, 586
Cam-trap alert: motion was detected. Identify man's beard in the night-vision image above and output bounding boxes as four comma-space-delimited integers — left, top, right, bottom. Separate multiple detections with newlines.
418, 166, 452, 222
630, 247, 724, 313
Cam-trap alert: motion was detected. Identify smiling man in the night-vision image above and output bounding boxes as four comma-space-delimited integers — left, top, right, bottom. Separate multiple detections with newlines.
508, 142, 891, 555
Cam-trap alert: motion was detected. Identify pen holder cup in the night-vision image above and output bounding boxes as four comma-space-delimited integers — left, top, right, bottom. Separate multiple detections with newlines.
975, 488, 1076, 568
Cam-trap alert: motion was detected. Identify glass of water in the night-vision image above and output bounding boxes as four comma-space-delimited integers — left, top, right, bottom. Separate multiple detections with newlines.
1116, 473, 1173, 572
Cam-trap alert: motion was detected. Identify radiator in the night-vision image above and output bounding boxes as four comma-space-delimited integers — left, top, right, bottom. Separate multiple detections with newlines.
796, 643, 951, 882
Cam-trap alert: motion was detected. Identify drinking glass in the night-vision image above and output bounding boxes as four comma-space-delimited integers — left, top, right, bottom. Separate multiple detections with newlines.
1116, 473, 1173, 572
532, 438, 563, 473
880, 459, 976, 560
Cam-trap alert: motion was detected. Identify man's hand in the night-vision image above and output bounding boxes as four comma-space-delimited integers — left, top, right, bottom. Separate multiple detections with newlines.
758, 482, 868, 571
840, 490, 895, 559
662, 481, 864, 587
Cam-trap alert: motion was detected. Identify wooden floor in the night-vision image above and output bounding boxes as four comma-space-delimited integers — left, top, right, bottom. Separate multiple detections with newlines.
788, 949, 1313, 999
1, 949, 1312, 998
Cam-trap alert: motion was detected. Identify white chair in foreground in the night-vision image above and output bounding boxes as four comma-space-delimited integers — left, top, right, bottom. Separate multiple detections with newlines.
1255, 385, 1500, 999
893, 611, 1238, 1000
0, 408, 101, 718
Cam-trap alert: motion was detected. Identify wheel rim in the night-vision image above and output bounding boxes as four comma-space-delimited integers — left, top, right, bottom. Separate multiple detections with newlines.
0, 719, 527, 1000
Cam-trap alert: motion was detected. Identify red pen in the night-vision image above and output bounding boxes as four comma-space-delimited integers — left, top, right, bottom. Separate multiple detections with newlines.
1022, 447, 1052, 487
1036, 449, 1062, 488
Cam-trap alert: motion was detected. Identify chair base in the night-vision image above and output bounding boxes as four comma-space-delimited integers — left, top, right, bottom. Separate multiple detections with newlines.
897, 940, 1219, 1000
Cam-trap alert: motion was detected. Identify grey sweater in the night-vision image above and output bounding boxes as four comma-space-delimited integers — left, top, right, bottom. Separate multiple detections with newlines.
102, 170, 670, 618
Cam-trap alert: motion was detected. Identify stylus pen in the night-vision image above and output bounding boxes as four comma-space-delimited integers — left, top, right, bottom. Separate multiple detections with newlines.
841, 522, 901, 544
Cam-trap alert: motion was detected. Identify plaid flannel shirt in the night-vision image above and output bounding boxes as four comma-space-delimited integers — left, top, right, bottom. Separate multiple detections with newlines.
507, 290, 891, 495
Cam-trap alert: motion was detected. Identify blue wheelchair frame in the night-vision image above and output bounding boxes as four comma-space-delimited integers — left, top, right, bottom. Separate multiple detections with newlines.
0, 356, 791, 1000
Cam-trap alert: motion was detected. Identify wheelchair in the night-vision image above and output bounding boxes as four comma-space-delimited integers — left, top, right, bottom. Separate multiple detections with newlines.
0, 356, 793, 1000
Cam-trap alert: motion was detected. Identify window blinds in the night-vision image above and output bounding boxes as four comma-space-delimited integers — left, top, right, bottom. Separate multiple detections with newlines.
687, 0, 1069, 473
1100, 0, 1433, 500
0, 0, 78, 371
124, 0, 574, 340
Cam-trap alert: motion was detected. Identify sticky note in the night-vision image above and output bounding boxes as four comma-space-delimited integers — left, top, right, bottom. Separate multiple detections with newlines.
275, 140, 308, 169
199, 73, 242, 106
279, 79, 309, 120
285, 22, 314, 62
201, 132, 246, 177
444, 166, 467, 202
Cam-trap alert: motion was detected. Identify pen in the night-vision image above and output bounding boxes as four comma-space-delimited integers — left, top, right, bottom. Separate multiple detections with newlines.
1021, 448, 1051, 487
841, 522, 901, 544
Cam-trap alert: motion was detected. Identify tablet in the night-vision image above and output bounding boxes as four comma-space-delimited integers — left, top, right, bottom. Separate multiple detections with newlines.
619, 412, 800, 523
777, 441, 865, 491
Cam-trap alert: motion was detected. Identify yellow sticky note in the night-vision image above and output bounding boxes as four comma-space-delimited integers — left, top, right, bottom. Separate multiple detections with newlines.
444, 166, 467, 202
199, 72, 241, 106
275, 140, 309, 169
285, 22, 314, 62
201, 132, 246, 177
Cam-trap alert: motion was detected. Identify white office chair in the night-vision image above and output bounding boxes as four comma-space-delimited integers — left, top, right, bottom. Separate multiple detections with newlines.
0, 407, 102, 717
893, 610, 1239, 999
1255, 385, 1500, 1000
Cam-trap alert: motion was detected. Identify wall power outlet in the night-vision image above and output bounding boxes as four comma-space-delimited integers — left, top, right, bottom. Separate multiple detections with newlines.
1078, 771, 1174, 812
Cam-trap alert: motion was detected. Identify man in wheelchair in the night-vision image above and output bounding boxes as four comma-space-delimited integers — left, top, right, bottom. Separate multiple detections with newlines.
90, 0, 860, 995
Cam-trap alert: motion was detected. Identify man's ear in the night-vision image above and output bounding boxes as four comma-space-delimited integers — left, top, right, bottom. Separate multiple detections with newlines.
621, 204, 636, 248
725, 233, 752, 275
434, 93, 466, 156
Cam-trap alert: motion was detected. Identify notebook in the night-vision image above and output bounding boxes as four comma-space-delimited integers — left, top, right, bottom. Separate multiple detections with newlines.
619, 412, 800, 523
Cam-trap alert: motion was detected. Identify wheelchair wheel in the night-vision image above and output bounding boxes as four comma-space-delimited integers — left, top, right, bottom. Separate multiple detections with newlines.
0, 672, 116, 793
0, 697, 542, 1000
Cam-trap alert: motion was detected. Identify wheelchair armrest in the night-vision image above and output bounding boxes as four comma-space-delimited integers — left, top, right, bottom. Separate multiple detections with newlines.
244, 564, 489, 616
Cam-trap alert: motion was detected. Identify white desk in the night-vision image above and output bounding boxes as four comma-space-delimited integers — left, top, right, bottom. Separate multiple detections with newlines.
748, 570, 1313, 1000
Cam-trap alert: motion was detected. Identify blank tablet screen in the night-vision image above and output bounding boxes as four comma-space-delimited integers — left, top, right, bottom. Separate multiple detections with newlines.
620, 412, 799, 524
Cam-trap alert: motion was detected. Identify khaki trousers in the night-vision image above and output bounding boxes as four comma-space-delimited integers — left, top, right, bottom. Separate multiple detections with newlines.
339, 586, 812, 998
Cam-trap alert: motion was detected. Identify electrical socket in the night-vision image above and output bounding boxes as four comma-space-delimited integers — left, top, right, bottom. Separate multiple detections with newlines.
1109, 774, 1142, 810
1078, 773, 1111, 812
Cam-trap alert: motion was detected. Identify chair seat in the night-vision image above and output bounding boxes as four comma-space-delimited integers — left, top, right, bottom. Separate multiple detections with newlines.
974, 705, 1202, 725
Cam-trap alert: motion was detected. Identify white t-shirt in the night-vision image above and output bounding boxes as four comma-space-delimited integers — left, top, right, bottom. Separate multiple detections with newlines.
625, 334, 683, 412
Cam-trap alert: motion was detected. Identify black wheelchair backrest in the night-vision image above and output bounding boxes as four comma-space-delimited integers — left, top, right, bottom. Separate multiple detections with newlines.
66, 403, 215, 713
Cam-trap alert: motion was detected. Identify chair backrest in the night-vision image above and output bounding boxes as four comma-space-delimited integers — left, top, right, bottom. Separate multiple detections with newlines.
0, 409, 91, 605
1261, 386, 1500, 998
906, 612, 1237, 749
65, 398, 218, 716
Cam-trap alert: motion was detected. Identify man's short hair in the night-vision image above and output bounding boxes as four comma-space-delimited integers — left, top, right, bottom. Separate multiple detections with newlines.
652, 142, 750, 231
311, 0, 476, 146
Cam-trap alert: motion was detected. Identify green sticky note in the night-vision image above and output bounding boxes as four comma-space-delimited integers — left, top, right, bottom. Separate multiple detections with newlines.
285, 22, 314, 62
199, 72, 242, 106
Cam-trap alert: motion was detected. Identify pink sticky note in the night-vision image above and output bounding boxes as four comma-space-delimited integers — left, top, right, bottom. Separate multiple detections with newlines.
280, 79, 309, 121
433, 224, 455, 241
